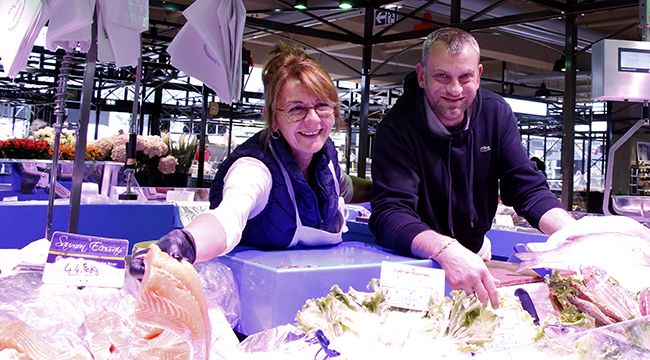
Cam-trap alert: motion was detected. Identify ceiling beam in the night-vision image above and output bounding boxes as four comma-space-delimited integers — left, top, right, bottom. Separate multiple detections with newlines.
524, 0, 569, 12
245, 16, 364, 44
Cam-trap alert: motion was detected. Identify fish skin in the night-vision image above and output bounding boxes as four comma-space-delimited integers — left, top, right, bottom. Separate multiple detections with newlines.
566, 293, 615, 327
514, 232, 650, 273
581, 266, 641, 320
135, 244, 211, 360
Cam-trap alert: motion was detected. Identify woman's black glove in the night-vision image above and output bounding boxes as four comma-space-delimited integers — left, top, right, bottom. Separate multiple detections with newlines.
129, 229, 197, 280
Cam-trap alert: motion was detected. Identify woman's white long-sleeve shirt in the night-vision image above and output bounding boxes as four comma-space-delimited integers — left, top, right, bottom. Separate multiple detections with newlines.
204, 157, 354, 255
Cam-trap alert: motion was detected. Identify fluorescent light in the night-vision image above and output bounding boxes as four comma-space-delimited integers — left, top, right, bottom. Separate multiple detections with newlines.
339, 0, 352, 9
504, 97, 548, 116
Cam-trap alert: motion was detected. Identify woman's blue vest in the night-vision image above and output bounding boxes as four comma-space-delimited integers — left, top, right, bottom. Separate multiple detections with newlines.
209, 131, 342, 249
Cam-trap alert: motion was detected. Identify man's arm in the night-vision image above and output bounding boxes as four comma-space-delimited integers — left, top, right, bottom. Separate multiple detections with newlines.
368, 113, 430, 256
411, 230, 500, 309
538, 207, 576, 235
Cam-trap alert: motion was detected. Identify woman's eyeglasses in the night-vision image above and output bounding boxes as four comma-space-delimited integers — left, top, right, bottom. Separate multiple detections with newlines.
276, 103, 334, 122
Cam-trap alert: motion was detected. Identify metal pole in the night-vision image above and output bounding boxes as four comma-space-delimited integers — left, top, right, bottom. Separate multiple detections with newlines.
68, 13, 98, 233
197, 85, 208, 187
45, 51, 74, 240
138, 82, 146, 135
94, 80, 101, 140
450, 0, 461, 24
603, 118, 649, 218
346, 110, 352, 175
11, 106, 16, 137
227, 116, 233, 157
586, 112, 593, 210
119, 35, 143, 200
640, 0, 649, 41
561, 1, 577, 210
357, 4, 373, 178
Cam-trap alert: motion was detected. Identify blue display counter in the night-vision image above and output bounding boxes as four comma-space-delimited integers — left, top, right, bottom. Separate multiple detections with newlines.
0, 202, 178, 250
487, 228, 548, 260
342, 219, 549, 261
217, 241, 436, 335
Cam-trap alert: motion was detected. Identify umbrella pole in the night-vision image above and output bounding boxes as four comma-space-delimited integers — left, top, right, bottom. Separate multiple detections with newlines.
119, 35, 143, 200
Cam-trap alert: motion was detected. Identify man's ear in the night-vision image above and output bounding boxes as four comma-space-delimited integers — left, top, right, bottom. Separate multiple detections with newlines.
415, 63, 426, 89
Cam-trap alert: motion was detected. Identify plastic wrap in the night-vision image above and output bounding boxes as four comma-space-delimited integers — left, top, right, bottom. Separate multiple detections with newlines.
476, 316, 650, 359
195, 260, 241, 328
0, 259, 241, 358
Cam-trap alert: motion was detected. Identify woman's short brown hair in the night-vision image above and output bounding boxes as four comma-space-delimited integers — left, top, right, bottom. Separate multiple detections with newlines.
261, 42, 342, 145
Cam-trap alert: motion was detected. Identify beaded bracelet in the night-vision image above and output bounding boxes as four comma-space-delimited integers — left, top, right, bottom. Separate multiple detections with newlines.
430, 238, 456, 259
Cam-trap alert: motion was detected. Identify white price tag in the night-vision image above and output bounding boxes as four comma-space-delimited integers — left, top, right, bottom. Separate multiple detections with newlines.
42, 232, 128, 288
495, 214, 515, 227
380, 261, 445, 311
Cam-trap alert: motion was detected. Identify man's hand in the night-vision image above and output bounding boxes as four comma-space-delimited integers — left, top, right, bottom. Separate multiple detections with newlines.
436, 241, 500, 309
129, 229, 197, 280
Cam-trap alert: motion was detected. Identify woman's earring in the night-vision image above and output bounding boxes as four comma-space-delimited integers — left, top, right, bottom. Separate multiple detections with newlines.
271, 130, 281, 139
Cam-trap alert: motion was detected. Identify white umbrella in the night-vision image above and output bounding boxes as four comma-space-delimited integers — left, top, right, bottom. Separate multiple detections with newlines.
46, 0, 96, 53
96, 0, 148, 67
0, 0, 49, 78
167, 0, 246, 104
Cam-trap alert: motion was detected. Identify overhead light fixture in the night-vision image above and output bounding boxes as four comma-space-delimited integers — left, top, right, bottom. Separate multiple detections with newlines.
553, 56, 566, 72
339, 0, 352, 9
534, 82, 551, 98
294, 0, 307, 10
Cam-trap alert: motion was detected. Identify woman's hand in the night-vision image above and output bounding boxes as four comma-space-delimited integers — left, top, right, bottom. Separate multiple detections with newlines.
129, 229, 196, 280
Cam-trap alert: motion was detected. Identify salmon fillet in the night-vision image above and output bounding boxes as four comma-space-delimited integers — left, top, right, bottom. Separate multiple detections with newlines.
135, 244, 211, 360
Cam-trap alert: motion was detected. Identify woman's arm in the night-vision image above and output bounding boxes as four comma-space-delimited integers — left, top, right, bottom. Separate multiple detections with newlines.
187, 157, 272, 261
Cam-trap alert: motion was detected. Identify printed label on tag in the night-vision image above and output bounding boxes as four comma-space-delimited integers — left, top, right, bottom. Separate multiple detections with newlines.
380, 261, 445, 311
42, 232, 129, 288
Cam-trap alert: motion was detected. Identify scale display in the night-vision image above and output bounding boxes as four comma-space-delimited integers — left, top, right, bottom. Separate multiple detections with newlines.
619, 48, 650, 73
592, 39, 650, 102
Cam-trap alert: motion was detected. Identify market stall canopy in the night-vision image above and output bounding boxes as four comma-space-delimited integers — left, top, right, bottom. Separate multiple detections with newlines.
166, 0, 246, 104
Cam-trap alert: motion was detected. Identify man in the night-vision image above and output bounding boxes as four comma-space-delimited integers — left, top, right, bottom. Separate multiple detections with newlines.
369, 27, 576, 308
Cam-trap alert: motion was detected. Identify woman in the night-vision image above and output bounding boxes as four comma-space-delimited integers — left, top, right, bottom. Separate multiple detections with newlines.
130, 43, 371, 273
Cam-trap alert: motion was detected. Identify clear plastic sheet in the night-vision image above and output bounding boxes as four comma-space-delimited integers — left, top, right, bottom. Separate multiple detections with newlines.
239, 324, 307, 353
232, 324, 328, 360
196, 259, 241, 328
0, 259, 241, 358
476, 316, 650, 359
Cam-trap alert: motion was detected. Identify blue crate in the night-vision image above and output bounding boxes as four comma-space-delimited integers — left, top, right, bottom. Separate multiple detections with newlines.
217, 241, 436, 335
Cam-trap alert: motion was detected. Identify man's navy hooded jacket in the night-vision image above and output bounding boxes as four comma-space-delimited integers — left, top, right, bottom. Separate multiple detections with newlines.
369, 72, 562, 256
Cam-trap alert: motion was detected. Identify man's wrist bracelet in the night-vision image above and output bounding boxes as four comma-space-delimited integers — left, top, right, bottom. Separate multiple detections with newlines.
430, 238, 456, 259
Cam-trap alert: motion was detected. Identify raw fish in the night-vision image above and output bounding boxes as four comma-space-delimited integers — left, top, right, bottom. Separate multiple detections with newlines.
514, 233, 650, 273
81, 310, 189, 359
0, 319, 88, 359
135, 244, 211, 360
